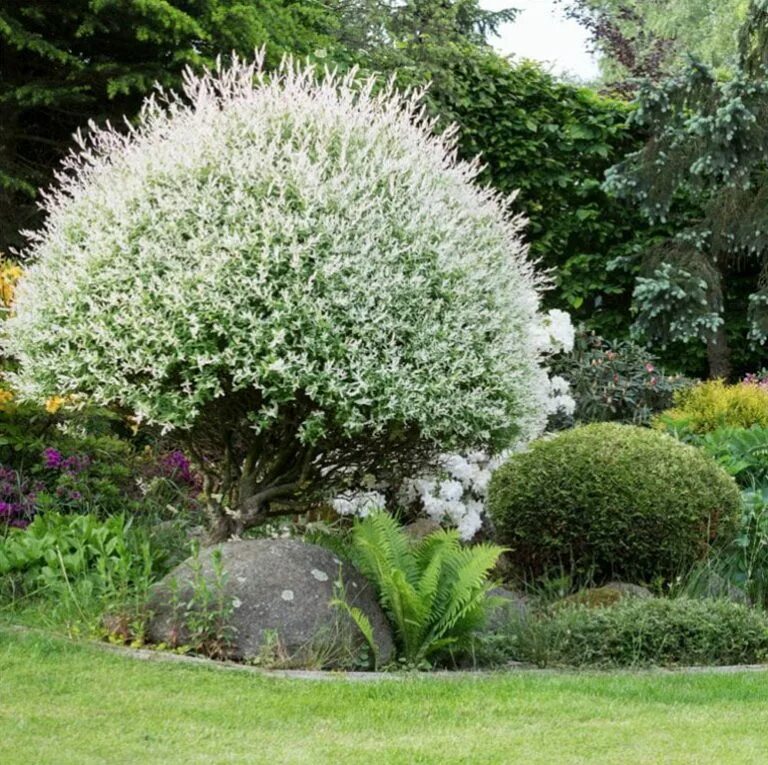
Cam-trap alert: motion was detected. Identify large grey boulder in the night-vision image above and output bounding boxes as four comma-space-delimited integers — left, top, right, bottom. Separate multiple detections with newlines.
147, 538, 394, 667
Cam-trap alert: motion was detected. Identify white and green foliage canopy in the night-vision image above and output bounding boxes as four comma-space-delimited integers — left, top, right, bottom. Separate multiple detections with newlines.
5, 56, 549, 519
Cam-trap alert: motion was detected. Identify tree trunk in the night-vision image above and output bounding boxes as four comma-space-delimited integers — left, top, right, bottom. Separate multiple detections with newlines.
706, 323, 732, 380
207, 512, 242, 544
205, 478, 302, 543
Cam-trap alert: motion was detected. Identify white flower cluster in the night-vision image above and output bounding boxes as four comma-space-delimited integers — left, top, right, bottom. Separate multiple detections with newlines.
546, 374, 576, 417
533, 308, 576, 355
6, 54, 550, 458
332, 490, 387, 519
400, 452, 495, 540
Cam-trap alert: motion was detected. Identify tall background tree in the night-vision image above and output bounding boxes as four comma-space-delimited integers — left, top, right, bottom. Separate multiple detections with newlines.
603, 0, 768, 377
558, 0, 750, 89
0, 0, 341, 252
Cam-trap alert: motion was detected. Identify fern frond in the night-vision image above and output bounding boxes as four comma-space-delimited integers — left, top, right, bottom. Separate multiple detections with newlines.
428, 543, 503, 639
351, 513, 417, 586
331, 597, 380, 669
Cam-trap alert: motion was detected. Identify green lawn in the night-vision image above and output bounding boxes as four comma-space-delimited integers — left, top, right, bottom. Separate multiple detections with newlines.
3, 629, 768, 764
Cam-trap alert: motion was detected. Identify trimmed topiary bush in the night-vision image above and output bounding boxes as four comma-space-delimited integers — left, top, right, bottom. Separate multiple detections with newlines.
487, 423, 741, 583
4, 57, 552, 540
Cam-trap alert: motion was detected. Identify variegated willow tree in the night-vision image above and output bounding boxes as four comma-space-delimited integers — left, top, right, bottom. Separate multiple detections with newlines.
3, 57, 554, 540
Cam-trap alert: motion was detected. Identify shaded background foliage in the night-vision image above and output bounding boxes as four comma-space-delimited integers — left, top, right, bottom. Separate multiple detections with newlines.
0, 0, 341, 252
599, 0, 768, 378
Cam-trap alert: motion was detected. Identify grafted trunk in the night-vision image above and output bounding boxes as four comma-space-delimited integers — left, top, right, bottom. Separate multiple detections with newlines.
206, 483, 303, 543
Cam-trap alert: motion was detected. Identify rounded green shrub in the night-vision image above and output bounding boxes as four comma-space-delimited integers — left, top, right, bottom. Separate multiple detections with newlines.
487, 423, 741, 583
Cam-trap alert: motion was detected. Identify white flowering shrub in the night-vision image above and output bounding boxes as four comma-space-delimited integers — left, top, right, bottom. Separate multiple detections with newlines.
5, 56, 550, 539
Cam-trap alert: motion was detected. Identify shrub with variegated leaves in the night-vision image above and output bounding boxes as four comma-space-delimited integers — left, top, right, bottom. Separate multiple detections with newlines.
5, 56, 551, 539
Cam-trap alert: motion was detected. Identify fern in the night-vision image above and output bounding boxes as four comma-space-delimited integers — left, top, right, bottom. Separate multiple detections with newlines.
349, 513, 504, 665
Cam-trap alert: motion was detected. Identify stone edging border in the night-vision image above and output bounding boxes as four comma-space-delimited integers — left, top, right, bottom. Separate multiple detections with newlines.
5, 623, 768, 681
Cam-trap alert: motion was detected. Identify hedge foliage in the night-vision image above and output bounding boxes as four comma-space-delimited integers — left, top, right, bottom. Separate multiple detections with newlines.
510, 598, 768, 668
422, 51, 657, 339
487, 423, 741, 583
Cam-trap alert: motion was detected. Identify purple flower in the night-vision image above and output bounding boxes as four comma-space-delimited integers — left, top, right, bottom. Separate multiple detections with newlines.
159, 450, 200, 489
43, 447, 64, 470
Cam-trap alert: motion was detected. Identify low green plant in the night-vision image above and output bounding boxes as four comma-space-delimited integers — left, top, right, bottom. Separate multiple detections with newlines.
694, 426, 768, 489
331, 575, 380, 670
348, 512, 503, 666
0, 512, 160, 632
488, 423, 742, 585
655, 380, 768, 435
480, 597, 768, 668
679, 487, 768, 607
165, 545, 236, 660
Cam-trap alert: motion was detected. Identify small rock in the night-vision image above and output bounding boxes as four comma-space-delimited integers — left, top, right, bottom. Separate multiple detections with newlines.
561, 582, 653, 609
481, 587, 528, 633
603, 582, 653, 599
691, 572, 748, 604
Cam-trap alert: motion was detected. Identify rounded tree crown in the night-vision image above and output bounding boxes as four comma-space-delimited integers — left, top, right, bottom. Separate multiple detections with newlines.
5, 56, 548, 451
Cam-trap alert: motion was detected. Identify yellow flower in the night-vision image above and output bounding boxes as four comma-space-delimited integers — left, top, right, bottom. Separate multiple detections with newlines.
45, 395, 66, 414
0, 389, 14, 412
0, 258, 23, 309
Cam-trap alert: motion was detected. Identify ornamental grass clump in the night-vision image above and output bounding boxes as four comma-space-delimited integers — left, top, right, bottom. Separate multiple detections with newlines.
4, 56, 550, 539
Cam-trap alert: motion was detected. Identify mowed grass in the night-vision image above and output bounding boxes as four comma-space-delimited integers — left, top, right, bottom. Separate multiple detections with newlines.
3, 629, 768, 765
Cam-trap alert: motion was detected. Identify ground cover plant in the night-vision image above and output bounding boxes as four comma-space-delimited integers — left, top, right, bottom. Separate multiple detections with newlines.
482, 597, 768, 669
